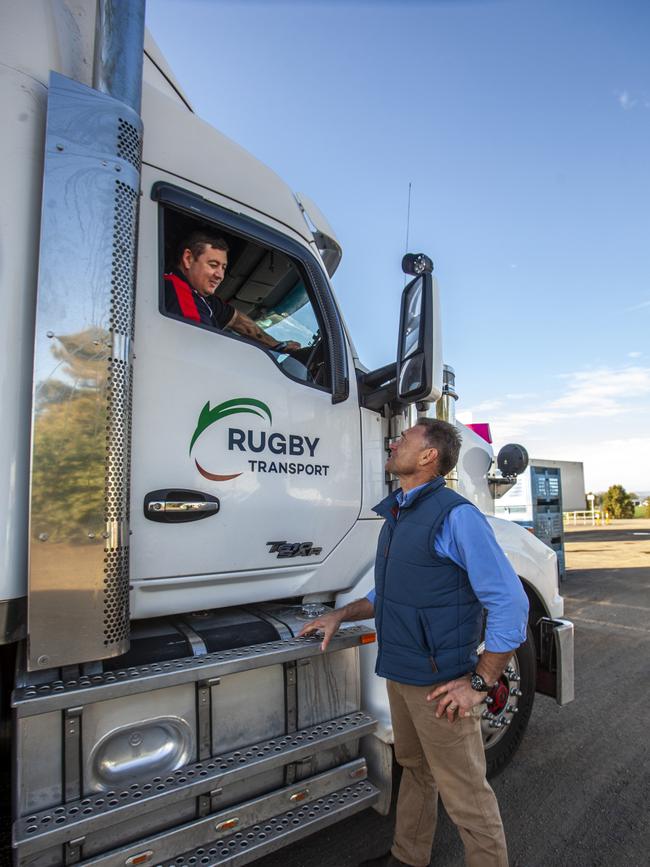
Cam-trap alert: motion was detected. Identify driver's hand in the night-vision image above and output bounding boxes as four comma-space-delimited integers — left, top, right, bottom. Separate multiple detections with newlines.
284, 340, 301, 353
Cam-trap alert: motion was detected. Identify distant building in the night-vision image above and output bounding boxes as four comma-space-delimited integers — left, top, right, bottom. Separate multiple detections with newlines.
528, 459, 586, 511
495, 459, 586, 513
494, 459, 585, 579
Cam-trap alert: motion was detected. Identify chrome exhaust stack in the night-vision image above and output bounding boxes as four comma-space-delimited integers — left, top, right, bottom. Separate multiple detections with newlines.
93, 0, 146, 112
435, 364, 459, 489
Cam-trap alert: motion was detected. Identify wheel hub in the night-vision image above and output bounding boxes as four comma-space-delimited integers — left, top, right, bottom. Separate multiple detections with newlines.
481, 658, 522, 747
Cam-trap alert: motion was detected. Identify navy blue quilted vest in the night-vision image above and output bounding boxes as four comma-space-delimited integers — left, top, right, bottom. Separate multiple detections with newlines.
372, 477, 483, 686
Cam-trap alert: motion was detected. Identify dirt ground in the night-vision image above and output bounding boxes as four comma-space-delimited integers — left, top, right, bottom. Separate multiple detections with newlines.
564, 517, 650, 569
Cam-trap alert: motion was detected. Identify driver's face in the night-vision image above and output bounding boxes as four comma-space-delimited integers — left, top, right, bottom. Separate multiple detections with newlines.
181, 245, 228, 297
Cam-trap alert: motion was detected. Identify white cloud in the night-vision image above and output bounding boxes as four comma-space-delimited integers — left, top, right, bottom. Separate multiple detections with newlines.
628, 351, 643, 358
468, 399, 504, 412
550, 366, 650, 415
624, 299, 650, 312
463, 366, 650, 432
548, 437, 650, 492
616, 89, 637, 110
459, 364, 650, 489
505, 392, 537, 400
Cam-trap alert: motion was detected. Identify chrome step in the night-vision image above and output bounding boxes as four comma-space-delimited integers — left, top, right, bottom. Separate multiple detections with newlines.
14, 712, 376, 859
68, 760, 377, 867
12, 627, 375, 718
159, 779, 379, 867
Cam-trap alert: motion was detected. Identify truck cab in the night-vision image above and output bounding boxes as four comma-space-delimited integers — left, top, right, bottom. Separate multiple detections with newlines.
1, 3, 573, 866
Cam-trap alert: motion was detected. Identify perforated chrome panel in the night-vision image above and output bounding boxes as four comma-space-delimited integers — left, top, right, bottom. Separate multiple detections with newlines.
104, 173, 137, 645
28, 72, 142, 669
117, 118, 142, 172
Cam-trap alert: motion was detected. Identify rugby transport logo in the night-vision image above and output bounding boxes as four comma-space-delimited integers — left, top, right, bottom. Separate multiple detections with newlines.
189, 397, 329, 482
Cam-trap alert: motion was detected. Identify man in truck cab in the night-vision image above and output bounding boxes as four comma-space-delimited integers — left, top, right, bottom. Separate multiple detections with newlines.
164, 231, 301, 353
300, 418, 529, 867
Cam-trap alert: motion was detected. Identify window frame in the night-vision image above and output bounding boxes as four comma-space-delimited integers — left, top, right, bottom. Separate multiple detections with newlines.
152, 182, 349, 403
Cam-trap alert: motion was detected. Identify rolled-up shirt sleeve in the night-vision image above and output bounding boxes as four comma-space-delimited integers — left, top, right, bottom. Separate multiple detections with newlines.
436, 505, 529, 652
366, 588, 376, 606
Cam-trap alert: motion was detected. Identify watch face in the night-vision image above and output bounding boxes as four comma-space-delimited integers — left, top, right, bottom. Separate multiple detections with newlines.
471, 673, 487, 692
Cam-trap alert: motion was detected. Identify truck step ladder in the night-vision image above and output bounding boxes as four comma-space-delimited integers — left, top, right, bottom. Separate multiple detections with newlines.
12, 627, 379, 866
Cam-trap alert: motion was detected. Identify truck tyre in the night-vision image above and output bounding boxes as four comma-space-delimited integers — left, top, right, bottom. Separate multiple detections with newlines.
483, 623, 536, 778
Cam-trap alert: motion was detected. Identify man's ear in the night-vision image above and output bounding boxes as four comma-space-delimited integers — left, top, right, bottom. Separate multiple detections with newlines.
180, 248, 193, 271
421, 447, 439, 469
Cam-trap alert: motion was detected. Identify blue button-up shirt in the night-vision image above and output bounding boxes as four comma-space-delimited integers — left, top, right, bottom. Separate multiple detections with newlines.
367, 484, 529, 653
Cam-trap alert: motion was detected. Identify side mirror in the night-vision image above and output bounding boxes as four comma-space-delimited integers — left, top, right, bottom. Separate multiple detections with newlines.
397, 273, 442, 404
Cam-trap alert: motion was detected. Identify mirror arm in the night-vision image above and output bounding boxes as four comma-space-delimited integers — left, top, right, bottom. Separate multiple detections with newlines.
358, 375, 398, 412
359, 362, 396, 389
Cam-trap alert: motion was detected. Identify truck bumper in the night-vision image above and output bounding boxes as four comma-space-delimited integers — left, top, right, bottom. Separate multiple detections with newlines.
537, 617, 575, 706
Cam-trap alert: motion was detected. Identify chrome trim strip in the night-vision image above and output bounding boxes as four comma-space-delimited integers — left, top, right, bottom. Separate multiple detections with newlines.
12, 627, 375, 718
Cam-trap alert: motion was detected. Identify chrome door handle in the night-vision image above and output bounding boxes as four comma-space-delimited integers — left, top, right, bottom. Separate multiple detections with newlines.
148, 500, 219, 514
144, 489, 220, 523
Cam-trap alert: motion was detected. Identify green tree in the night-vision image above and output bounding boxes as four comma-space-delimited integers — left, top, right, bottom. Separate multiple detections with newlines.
601, 485, 635, 519
31, 328, 110, 542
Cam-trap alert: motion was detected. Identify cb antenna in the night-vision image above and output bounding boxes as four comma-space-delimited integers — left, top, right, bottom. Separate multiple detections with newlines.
404, 181, 412, 284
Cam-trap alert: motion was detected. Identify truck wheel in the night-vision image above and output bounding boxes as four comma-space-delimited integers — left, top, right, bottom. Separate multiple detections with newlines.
482, 623, 536, 778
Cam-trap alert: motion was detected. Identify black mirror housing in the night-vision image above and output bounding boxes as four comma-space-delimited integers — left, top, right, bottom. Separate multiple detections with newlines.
396, 272, 442, 404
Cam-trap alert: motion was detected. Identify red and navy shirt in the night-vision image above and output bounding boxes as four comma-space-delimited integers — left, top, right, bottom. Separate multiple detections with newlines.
164, 269, 235, 329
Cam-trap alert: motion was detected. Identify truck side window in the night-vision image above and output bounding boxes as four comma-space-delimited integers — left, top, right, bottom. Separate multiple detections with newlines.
160, 207, 331, 390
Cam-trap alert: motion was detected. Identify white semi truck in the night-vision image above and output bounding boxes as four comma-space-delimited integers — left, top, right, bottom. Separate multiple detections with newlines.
1, 3, 574, 866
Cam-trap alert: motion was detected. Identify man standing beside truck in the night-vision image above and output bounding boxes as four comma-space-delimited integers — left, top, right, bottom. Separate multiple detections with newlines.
300, 418, 529, 867
164, 231, 301, 352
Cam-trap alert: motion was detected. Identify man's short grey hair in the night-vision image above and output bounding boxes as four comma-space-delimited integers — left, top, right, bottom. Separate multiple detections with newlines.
415, 418, 462, 476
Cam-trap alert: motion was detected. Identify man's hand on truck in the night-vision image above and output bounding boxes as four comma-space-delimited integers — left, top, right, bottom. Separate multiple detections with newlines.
298, 598, 375, 651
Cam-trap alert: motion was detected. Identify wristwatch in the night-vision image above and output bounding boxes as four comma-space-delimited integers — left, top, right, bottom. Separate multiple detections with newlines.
273, 341, 288, 353
470, 671, 494, 693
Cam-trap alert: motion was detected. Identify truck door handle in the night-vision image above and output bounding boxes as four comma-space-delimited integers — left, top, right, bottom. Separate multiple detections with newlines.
144, 489, 220, 523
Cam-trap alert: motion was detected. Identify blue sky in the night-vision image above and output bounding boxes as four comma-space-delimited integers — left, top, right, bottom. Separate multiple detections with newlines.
146, 0, 650, 493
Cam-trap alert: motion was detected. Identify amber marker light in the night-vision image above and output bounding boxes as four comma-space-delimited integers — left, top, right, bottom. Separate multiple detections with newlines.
125, 851, 154, 866
215, 818, 240, 832
349, 765, 368, 779
289, 789, 309, 802
359, 632, 376, 645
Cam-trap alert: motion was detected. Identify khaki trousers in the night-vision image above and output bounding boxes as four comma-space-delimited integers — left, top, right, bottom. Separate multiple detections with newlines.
387, 679, 508, 867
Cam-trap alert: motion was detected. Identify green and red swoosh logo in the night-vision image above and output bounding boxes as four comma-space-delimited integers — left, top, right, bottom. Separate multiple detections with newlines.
189, 397, 272, 481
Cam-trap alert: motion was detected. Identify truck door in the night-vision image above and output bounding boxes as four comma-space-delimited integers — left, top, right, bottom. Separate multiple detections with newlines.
129, 176, 362, 615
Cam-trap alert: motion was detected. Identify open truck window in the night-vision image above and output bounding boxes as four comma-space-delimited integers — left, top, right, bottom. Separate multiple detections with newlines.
159, 202, 332, 390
